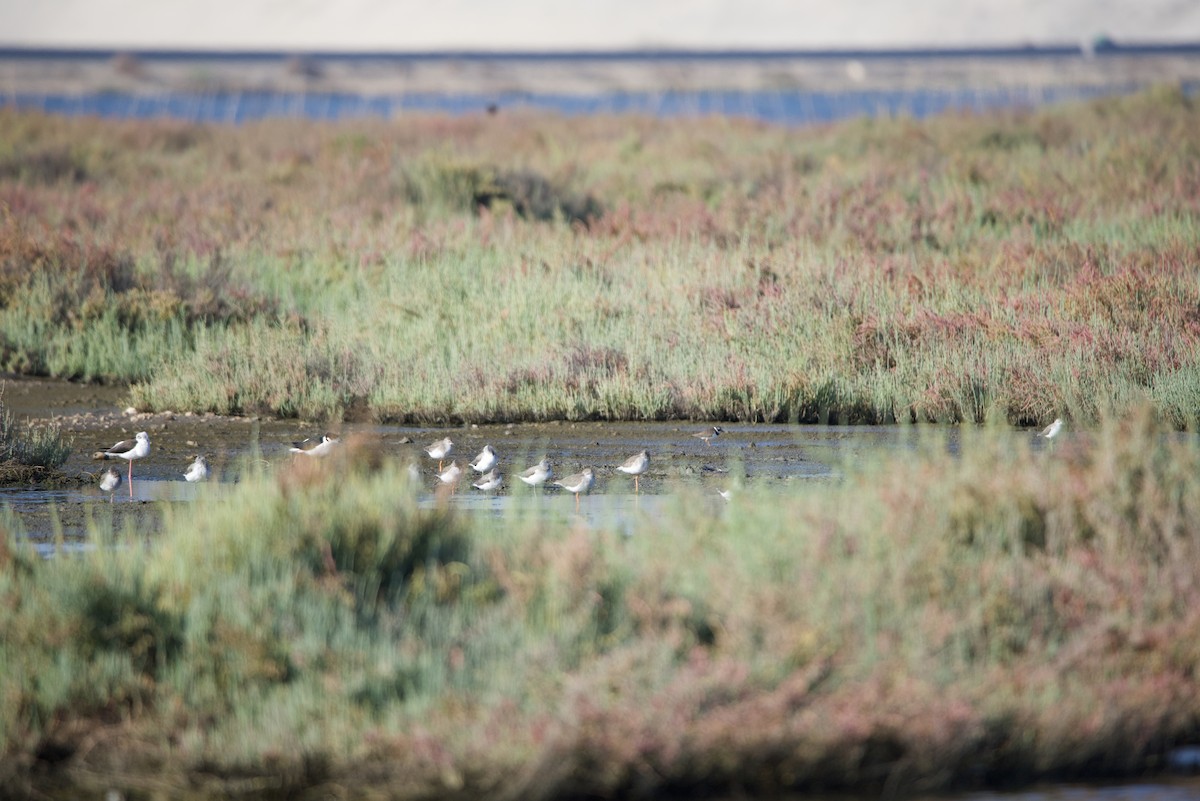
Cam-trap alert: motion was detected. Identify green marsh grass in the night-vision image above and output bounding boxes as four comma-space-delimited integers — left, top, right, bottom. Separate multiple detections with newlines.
3, 410, 1200, 797
0, 384, 70, 471
2, 89, 1199, 425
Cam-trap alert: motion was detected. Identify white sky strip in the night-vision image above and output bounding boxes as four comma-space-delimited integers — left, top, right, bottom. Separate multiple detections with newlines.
3, 1, 1199, 50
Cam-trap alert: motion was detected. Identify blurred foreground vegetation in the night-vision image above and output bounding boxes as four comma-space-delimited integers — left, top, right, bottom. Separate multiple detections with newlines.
2, 409, 1199, 798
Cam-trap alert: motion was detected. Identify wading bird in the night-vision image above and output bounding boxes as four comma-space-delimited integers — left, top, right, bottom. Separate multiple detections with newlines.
1039, 418, 1063, 439
99, 466, 122, 502
470, 444, 498, 473
425, 437, 454, 472
184, 455, 210, 482
616, 450, 650, 493
518, 458, 552, 488
472, 468, 502, 492
290, 434, 339, 457
437, 460, 463, 490
95, 431, 150, 497
553, 467, 594, 511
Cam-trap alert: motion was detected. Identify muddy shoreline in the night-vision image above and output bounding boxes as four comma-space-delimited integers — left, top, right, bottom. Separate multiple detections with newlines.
3, 373, 876, 542
3, 373, 864, 488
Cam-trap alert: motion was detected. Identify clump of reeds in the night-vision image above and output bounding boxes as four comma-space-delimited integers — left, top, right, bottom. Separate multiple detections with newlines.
401, 156, 604, 224
0, 384, 70, 471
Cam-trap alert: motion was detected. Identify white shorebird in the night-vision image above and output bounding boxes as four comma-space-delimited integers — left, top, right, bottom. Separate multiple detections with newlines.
437, 460, 463, 489
616, 450, 650, 494
184, 455, 210, 482
1039, 418, 1064, 439
95, 431, 150, 497
718, 488, 734, 503
99, 466, 122, 502
693, 426, 724, 446
290, 434, 339, 457
518, 458, 553, 488
472, 468, 503, 492
425, 437, 454, 471
469, 444, 498, 473
553, 467, 595, 511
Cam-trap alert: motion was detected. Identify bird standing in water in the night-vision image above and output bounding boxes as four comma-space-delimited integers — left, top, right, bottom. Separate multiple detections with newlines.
1039, 418, 1063, 440
99, 466, 122, 502
184, 455, 210, 482
554, 467, 595, 511
472, 468, 502, 492
95, 431, 150, 498
518, 458, 552, 488
616, 450, 650, 493
290, 434, 339, 457
425, 437, 454, 472
437, 460, 463, 492
470, 444, 498, 473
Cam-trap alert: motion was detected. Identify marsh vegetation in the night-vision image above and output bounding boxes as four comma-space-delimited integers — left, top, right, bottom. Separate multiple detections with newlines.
2, 87, 1200, 798
0, 386, 70, 483
2, 409, 1199, 798
1, 86, 1198, 426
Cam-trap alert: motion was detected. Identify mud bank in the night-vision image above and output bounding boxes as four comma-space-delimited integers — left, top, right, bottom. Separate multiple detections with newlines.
1, 374, 959, 541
